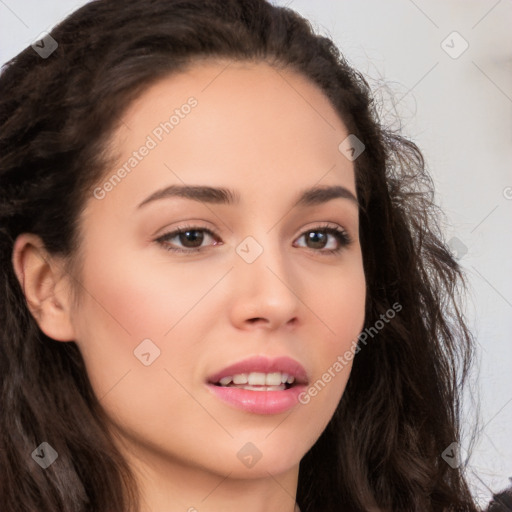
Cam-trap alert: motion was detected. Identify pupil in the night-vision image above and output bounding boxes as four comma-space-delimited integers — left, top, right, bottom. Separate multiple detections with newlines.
179, 230, 204, 247
307, 231, 326, 249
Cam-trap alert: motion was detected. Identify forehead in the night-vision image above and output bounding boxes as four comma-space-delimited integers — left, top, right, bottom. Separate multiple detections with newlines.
95, 59, 355, 210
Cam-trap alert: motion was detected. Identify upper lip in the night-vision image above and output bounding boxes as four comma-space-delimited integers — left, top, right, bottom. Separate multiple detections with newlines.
207, 356, 309, 385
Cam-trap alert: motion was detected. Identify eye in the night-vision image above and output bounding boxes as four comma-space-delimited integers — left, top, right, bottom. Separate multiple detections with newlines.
155, 226, 221, 253
155, 224, 352, 255
294, 225, 352, 254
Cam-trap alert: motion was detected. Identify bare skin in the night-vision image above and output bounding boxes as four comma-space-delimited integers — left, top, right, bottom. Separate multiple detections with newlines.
13, 60, 366, 512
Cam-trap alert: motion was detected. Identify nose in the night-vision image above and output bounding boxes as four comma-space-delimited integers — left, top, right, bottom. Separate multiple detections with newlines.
228, 241, 301, 331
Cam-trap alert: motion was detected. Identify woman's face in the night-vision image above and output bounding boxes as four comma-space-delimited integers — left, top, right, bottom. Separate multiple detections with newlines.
69, 60, 366, 480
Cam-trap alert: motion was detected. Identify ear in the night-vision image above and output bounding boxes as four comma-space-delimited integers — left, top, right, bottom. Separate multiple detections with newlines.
11, 233, 76, 342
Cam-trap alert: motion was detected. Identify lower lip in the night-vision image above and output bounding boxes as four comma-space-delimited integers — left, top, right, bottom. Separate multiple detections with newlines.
206, 384, 306, 414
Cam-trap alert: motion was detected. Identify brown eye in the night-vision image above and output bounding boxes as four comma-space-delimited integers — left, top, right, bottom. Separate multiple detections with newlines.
178, 230, 204, 248
156, 227, 221, 253
305, 230, 329, 249
295, 226, 351, 254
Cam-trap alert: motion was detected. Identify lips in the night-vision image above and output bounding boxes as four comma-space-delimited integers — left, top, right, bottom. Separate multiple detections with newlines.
206, 356, 309, 415
207, 356, 309, 387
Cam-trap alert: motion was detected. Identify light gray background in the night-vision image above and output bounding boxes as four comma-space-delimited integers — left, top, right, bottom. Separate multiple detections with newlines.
1, 0, 511, 507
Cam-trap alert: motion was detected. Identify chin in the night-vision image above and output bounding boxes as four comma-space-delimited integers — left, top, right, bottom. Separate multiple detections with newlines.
221, 437, 308, 479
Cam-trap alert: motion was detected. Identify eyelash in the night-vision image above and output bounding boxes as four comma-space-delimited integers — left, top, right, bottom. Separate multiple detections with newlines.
155, 223, 352, 256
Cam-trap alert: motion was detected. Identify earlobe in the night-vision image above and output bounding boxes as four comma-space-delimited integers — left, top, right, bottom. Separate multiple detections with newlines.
11, 233, 76, 342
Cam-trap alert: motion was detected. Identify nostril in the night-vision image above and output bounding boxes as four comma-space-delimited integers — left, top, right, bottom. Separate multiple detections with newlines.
248, 317, 265, 324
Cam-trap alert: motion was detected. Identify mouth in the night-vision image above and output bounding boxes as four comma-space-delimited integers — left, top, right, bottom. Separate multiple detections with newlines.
206, 356, 309, 414
207, 355, 308, 389
211, 371, 299, 391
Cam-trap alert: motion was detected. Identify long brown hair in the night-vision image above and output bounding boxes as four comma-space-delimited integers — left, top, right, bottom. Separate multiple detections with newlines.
0, 0, 478, 510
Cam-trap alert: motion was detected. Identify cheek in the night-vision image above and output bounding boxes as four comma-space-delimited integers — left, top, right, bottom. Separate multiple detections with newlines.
309, 257, 366, 351
73, 243, 232, 346
70, 258, 209, 440
298, 260, 365, 417
69, 248, 220, 400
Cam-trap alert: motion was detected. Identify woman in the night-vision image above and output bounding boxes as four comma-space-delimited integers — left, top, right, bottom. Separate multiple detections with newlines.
0, 0, 479, 510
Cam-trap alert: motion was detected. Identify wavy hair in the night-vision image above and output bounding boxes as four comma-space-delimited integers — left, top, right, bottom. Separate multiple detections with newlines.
0, 0, 478, 510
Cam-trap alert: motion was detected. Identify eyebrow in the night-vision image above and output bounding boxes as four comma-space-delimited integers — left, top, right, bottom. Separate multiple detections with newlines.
137, 184, 359, 209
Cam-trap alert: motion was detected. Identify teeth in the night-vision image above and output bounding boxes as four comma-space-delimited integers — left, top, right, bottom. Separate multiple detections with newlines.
216, 371, 296, 387
266, 372, 282, 386
248, 372, 266, 385
239, 385, 286, 391
233, 373, 248, 385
